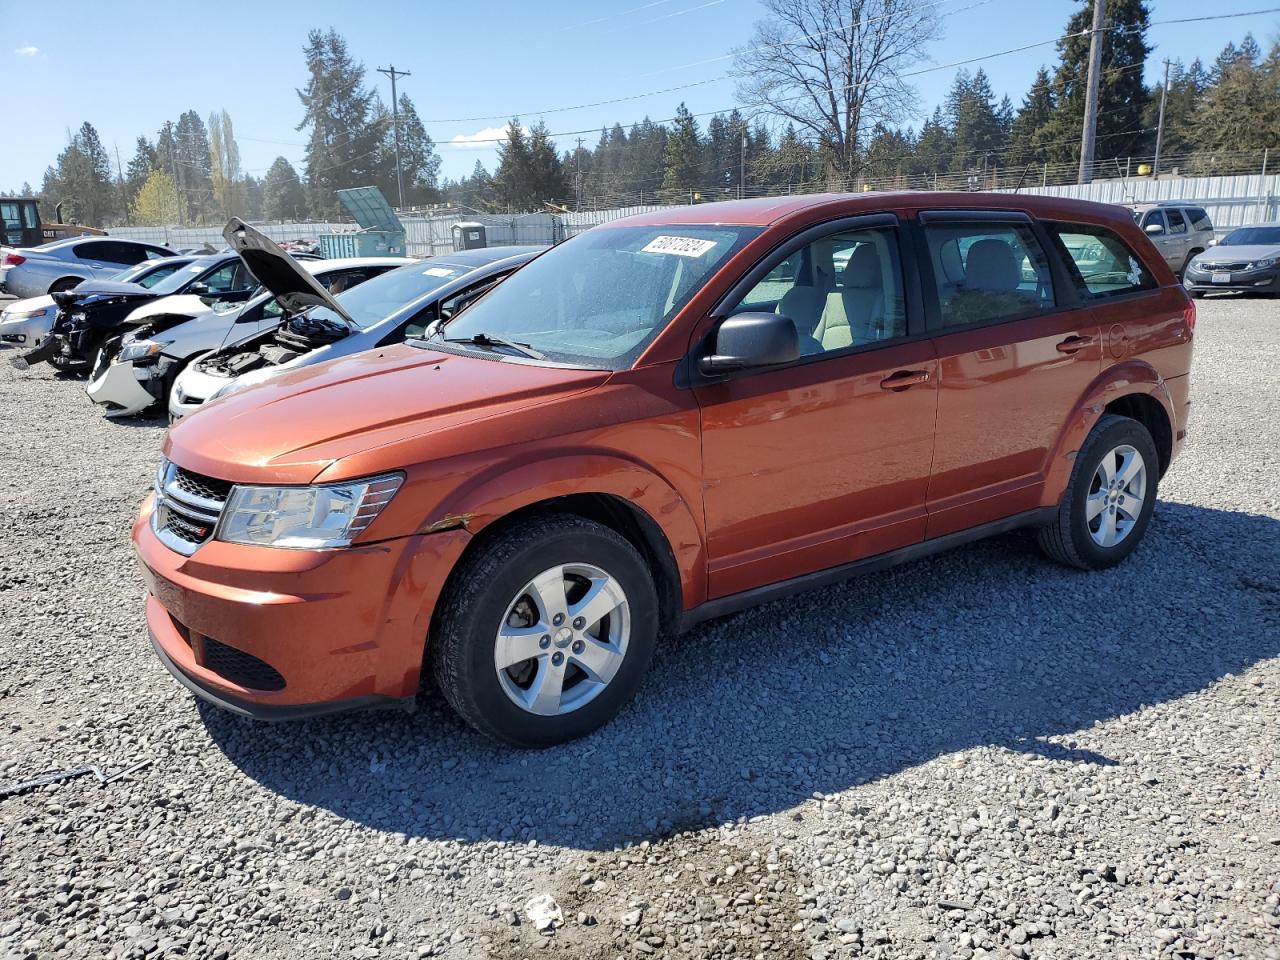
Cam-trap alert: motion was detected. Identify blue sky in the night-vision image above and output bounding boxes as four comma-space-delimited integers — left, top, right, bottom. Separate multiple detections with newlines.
2, 0, 1274, 193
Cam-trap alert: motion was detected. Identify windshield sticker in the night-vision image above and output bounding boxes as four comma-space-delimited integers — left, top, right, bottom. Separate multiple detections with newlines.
423, 267, 460, 278
641, 235, 719, 258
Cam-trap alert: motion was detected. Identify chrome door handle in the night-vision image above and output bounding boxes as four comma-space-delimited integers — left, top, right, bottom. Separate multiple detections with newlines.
880, 369, 931, 391
1056, 335, 1093, 354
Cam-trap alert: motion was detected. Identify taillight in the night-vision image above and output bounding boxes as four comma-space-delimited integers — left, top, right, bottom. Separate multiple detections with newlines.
2, 253, 25, 267
1184, 297, 1196, 335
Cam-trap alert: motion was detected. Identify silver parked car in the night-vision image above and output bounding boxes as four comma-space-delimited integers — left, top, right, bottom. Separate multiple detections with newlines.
0, 256, 196, 349
169, 219, 539, 419
1183, 222, 1280, 298
0, 236, 175, 299
86, 256, 411, 417
1130, 201, 1215, 275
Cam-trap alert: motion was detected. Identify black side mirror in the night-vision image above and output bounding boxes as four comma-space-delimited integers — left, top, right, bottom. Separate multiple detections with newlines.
700, 311, 800, 374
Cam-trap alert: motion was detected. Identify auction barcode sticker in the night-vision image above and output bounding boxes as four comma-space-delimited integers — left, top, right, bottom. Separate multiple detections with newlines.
641, 235, 719, 258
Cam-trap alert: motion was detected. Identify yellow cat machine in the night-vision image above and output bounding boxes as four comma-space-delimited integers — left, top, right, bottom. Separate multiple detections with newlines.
1, 198, 105, 247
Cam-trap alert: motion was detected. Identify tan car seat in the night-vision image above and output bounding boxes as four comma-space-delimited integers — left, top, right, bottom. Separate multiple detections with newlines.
814, 244, 886, 348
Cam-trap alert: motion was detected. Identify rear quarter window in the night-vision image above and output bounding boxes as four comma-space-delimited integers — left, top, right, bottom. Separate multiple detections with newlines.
1047, 223, 1157, 299
1187, 208, 1213, 232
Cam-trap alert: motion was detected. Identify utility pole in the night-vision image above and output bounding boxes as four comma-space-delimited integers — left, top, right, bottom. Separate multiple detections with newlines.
1078, 0, 1106, 184
574, 136, 584, 211
164, 121, 183, 227
377, 64, 412, 209
739, 129, 747, 200
1153, 59, 1170, 180
113, 142, 128, 223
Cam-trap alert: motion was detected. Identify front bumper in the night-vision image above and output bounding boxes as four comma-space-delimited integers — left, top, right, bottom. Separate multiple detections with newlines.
86, 355, 169, 417
0, 313, 54, 347
133, 494, 471, 716
1184, 265, 1280, 293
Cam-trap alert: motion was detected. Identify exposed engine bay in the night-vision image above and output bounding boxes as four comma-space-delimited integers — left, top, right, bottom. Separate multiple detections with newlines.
193, 313, 353, 379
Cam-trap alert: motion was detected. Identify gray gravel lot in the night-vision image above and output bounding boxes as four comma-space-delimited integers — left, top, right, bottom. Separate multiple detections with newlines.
1, 295, 1277, 960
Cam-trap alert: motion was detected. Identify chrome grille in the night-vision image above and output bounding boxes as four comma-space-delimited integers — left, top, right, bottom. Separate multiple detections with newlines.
1199, 261, 1249, 272
152, 461, 231, 556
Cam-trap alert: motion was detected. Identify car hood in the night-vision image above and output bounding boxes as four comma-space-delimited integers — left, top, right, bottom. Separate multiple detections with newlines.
222, 218, 353, 324
165, 344, 611, 484
1195, 244, 1280, 263
123, 294, 214, 326
51, 280, 151, 307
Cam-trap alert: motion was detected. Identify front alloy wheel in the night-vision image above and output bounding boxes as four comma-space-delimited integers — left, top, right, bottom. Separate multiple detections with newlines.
431, 515, 658, 746
495, 563, 630, 716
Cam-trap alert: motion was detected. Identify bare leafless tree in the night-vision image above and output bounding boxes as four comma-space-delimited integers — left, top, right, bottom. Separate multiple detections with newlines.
734, 0, 941, 185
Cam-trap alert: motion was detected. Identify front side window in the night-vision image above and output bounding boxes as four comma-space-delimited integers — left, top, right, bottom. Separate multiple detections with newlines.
1048, 223, 1156, 299
439, 225, 759, 369
923, 221, 1055, 328
733, 225, 907, 354
1140, 210, 1165, 231
200, 262, 241, 293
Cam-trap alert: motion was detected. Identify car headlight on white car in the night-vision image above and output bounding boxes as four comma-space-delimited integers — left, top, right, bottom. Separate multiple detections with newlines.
117, 339, 169, 363
216, 473, 404, 549
0, 306, 51, 322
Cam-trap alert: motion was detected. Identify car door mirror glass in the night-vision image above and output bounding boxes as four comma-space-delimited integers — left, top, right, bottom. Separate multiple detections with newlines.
189, 282, 210, 295
701, 311, 800, 374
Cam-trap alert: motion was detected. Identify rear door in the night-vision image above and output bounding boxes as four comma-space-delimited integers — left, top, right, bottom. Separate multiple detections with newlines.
915, 211, 1102, 539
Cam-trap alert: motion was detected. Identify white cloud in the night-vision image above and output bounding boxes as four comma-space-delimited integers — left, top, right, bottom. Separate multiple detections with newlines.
448, 125, 528, 149
14, 45, 38, 57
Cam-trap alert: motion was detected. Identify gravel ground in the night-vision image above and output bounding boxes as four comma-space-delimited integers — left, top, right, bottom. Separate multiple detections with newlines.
0, 296, 1277, 960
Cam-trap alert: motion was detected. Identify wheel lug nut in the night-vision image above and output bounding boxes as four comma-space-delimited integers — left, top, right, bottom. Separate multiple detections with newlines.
551, 652, 564, 666
572, 640, 585, 654
552, 613, 565, 626
539, 635, 551, 649
572, 616, 585, 629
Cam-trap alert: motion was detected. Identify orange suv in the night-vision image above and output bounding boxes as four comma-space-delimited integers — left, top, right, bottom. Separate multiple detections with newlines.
133, 194, 1194, 746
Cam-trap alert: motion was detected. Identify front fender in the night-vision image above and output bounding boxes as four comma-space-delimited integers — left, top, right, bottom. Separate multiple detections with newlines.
421, 450, 707, 610
1043, 359, 1176, 505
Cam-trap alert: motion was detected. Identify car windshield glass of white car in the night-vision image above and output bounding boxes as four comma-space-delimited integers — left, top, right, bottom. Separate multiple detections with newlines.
306, 262, 472, 330
1221, 226, 1280, 246
436, 225, 760, 370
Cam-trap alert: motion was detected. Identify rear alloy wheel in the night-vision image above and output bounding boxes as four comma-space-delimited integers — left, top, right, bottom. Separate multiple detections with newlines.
430, 515, 658, 746
1037, 414, 1159, 570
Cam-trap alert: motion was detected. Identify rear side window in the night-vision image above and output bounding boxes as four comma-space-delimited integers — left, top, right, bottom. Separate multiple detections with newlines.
922, 221, 1055, 328
1048, 223, 1156, 299
1166, 209, 1188, 234
1187, 208, 1213, 232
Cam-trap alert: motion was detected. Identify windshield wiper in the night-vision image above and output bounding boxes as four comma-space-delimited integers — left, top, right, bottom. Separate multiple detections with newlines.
444, 332, 546, 360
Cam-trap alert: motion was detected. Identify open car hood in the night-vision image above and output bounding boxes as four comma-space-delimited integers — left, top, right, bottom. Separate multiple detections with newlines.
222, 218, 353, 325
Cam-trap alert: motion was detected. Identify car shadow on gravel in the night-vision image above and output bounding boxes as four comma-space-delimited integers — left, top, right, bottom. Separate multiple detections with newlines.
202, 501, 1279, 851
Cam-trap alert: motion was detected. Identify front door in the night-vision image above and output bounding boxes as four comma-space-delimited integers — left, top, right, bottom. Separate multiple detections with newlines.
916, 214, 1102, 538
695, 219, 938, 599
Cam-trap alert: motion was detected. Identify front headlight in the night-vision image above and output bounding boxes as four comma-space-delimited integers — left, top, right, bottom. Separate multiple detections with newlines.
1247, 257, 1276, 271
0, 306, 51, 322
217, 474, 403, 549
118, 339, 168, 363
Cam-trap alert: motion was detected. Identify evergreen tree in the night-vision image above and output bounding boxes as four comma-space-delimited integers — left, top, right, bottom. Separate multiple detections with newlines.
863, 124, 916, 185
494, 119, 533, 210
1038, 0, 1152, 165
395, 93, 443, 204
1141, 58, 1210, 162
42, 122, 117, 226
174, 110, 213, 222
948, 68, 1007, 174
1006, 67, 1056, 167
659, 103, 703, 203
913, 107, 954, 180
262, 157, 308, 220
525, 120, 570, 206
1191, 36, 1280, 155
124, 136, 157, 212
296, 28, 386, 218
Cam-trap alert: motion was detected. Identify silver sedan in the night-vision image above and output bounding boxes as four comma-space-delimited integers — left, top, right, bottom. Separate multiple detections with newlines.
0, 256, 197, 349
1, 236, 175, 299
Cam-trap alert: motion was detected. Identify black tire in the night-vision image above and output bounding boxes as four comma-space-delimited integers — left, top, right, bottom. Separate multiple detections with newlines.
430, 514, 659, 747
48, 277, 81, 294
1037, 414, 1160, 571
1189, 290, 1206, 299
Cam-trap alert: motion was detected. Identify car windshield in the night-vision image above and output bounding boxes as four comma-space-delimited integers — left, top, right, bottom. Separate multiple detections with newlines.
1220, 226, 1280, 246
438, 224, 760, 369
306, 260, 472, 330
